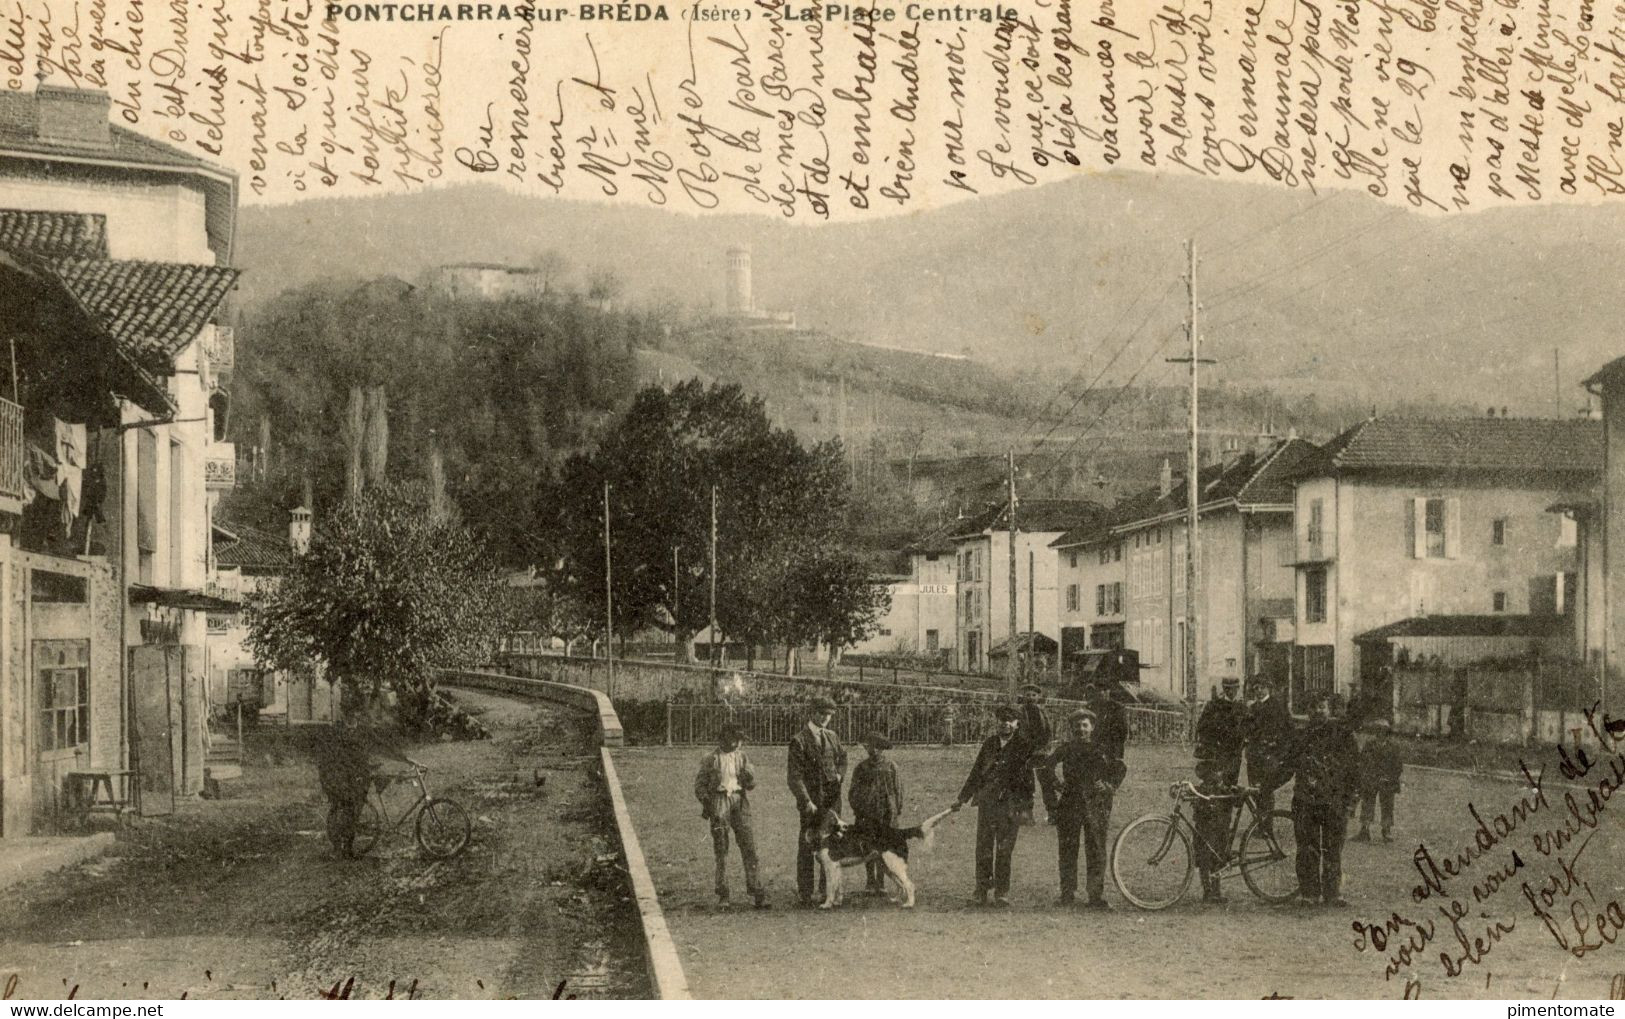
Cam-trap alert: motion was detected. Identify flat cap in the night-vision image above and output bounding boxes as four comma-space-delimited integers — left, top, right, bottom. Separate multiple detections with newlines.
809, 695, 837, 711
862, 732, 893, 750
1068, 708, 1097, 724
994, 705, 1022, 721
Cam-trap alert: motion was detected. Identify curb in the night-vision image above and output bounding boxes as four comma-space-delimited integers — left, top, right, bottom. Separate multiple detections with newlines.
439, 669, 688, 999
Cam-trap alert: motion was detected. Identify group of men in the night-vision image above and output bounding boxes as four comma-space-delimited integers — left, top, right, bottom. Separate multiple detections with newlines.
1192, 675, 1401, 908
694, 681, 1129, 909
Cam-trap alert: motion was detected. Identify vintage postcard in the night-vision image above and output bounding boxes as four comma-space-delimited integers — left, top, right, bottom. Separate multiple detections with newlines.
2, 0, 1625, 1002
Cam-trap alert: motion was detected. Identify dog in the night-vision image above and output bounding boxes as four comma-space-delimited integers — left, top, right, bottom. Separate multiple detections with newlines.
808, 807, 953, 909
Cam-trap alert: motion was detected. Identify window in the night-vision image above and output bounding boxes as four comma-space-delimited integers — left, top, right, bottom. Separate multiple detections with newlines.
136, 429, 157, 585
169, 440, 184, 586
30, 570, 86, 603
1559, 515, 1578, 548
1305, 568, 1328, 624
1066, 584, 1080, 612
1492, 518, 1506, 546
1069, 552, 1079, 569
879, 628, 893, 637
925, 553, 939, 562
925, 629, 939, 652
974, 550, 983, 582
963, 590, 974, 623
36, 640, 89, 753
1307, 498, 1325, 551
1096, 584, 1106, 616
1114, 543, 1122, 562
1493, 591, 1506, 612
1099, 547, 1110, 565
1410, 496, 1460, 558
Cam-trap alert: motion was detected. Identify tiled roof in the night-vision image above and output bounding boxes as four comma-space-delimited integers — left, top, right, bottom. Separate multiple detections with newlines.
51, 258, 239, 368
949, 498, 1106, 540
214, 523, 295, 573
1293, 417, 1602, 477
0, 210, 108, 259
904, 518, 962, 555
1051, 438, 1317, 548
0, 91, 232, 174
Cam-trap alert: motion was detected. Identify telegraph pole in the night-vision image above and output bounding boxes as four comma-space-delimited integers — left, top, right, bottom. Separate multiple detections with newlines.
603, 480, 615, 692
672, 545, 680, 644
1007, 449, 1019, 694
1167, 240, 1214, 702
1027, 547, 1036, 683
709, 485, 719, 667
1554, 347, 1562, 419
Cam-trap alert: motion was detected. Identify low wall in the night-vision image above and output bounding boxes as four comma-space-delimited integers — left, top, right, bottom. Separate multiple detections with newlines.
441, 669, 623, 746
437, 669, 683, 998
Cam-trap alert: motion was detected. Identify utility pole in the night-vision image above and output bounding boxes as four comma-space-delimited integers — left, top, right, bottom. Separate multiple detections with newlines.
603, 480, 615, 692
709, 485, 719, 668
673, 546, 680, 648
1554, 348, 1562, 419
1027, 547, 1035, 684
1007, 449, 1019, 694
1167, 240, 1215, 702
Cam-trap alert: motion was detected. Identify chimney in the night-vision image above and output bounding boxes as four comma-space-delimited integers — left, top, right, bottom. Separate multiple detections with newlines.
33, 84, 112, 146
1159, 457, 1173, 498
289, 506, 313, 555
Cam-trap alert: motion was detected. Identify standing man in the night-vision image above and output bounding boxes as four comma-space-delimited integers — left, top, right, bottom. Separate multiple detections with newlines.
788, 695, 847, 907
1018, 683, 1059, 824
694, 723, 767, 909
1193, 675, 1246, 903
1046, 708, 1126, 908
1354, 718, 1403, 843
849, 733, 903, 895
1292, 695, 1359, 906
1246, 678, 1293, 822
1087, 675, 1129, 767
952, 704, 1034, 907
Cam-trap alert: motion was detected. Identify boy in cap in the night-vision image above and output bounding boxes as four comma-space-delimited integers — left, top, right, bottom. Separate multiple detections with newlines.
788, 695, 847, 906
953, 704, 1035, 906
849, 732, 904, 895
1045, 707, 1126, 907
694, 723, 767, 908
1355, 718, 1403, 843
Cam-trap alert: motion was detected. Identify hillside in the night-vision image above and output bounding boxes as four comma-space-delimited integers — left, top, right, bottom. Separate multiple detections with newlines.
235, 173, 1623, 416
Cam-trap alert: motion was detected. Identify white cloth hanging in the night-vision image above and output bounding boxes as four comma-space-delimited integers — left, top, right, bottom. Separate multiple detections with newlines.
53, 419, 84, 534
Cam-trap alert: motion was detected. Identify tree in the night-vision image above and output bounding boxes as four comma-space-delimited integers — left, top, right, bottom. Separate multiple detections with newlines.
779, 546, 890, 674
548, 381, 853, 664
244, 483, 507, 729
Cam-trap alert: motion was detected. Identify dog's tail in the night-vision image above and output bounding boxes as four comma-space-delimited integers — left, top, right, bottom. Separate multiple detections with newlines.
905, 806, 958, 852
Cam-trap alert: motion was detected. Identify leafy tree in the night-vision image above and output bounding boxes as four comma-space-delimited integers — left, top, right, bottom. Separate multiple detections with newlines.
548, 381, 852, 663
244, 483, 507, 728
779, 546, 890, 674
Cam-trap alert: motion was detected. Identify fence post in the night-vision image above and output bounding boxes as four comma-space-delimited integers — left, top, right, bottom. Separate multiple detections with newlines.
893, 666, 899, 685
859, 664, 865, 683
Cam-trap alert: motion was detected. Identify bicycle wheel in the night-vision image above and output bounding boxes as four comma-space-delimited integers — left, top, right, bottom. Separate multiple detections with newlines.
1111, 814, 1193, 910
350, 800, 383, 857
415, 797, 472, 859
1239, 810, 1300, 903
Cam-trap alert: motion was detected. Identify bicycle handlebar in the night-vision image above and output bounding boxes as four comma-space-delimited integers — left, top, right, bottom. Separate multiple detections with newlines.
1170, 781, 1258, 802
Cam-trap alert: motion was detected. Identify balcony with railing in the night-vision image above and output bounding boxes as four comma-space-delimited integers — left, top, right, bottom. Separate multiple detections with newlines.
0, 398, 24, 516
1295, 524, 1335, 564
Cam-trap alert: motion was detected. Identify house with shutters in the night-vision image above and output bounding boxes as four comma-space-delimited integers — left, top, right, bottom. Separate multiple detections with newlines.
1287, 416, 1599, 708
1052, 437, 1317, 702
949, 499, 1105, 674
0, 84, 239, 836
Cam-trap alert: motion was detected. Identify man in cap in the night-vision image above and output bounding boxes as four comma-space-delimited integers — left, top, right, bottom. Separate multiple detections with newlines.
1246, 677, 1293, 824
1086, 674, 1129, 767
694, 722, 767, 908
1355, 717, 1403, 843
788, 695, 848, 906
953, 704, 1035, 906
1045, 707, 1126, 907
1292, 694, 1359, 906
1193, 675, 1247, 903
1018, 683, 1059, 823
849, 732, 904, 895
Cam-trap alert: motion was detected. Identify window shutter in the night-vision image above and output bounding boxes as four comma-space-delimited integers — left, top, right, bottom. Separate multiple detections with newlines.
1412, 497, 1427, 559
1445, 498, 1462, 559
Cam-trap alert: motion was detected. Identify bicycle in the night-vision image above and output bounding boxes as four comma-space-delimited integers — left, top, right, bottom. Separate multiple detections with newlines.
1110, 780, 1298, 909
350, 758, 472, 860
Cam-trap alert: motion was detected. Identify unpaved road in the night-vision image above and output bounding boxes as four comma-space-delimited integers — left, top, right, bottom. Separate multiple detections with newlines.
0, 691, 648, 1000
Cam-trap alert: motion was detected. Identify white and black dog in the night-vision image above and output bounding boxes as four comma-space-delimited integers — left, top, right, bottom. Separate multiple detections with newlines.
807, 806, 954, 909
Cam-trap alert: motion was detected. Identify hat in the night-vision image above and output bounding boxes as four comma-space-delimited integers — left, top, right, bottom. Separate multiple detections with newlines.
1220, 676, 1241, 690
809, 695, 837, 712
994, 705, 1021, 721
862, 732, 893, 750
1068, 708, 1097, 725
719, 722, 744, 742
1017, 683, 1044, 695
1367, 718, 1392, 732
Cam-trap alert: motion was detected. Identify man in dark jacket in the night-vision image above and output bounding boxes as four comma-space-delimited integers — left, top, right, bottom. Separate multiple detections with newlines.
849, 732, 904, 894
1246, 678, 1293, 820
1193, 676, 1246, 903
1046, 708, 1127, 908
787, 695, 847, 906
1087, 678, 1129, 765
953, 704, 1034, 907
1292, 695, 1360, 906
1019, 684, 1059, 823
1355, 718, 1404, 843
